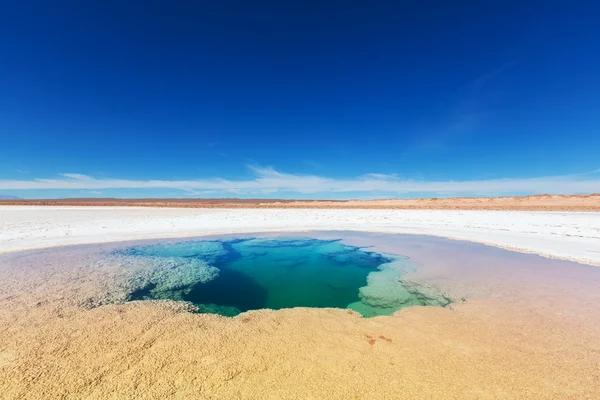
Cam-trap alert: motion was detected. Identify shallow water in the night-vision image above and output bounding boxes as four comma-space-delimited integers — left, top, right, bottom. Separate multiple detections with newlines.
116, 237, 450, 317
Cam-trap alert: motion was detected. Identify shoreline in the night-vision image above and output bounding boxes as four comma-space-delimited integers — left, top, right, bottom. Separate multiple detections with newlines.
1, 205, 599, 266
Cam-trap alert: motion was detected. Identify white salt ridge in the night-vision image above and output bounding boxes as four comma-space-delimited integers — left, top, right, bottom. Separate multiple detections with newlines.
0, 206, 599, 266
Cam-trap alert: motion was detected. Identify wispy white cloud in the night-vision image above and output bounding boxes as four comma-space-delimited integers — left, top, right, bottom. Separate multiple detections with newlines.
0, 167, 598, 196
302, 160, 322, 169
62, 173, 92, 180
412, 59, 520, 152
361, 173, 398, 180
456, 59, 520, 97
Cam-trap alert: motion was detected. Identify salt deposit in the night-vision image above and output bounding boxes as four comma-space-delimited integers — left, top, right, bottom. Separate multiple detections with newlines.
1, 206, 598, 265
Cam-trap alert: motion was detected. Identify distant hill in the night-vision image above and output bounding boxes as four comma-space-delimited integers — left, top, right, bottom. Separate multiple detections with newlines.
0, 194, 22, 200
0, 194, 598, 211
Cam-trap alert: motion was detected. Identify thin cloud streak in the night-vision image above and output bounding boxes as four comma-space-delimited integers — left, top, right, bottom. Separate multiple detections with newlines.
0, 167, 599, 196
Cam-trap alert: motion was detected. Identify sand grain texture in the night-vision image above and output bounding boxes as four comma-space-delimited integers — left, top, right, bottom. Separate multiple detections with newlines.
1, 234, 600, 399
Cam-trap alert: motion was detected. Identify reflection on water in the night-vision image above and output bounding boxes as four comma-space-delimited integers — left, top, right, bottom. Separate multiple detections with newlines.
117, 238, 451, 317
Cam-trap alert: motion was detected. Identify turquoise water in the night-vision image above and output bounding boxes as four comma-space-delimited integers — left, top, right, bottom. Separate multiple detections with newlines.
118, 238, 450, 317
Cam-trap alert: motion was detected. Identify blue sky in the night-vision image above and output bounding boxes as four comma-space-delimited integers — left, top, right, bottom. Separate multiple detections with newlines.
0, 1, 599, 199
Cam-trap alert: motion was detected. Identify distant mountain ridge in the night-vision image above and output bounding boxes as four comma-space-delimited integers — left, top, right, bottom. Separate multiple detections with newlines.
0, 194, 598, 211
0, 194, 22, 200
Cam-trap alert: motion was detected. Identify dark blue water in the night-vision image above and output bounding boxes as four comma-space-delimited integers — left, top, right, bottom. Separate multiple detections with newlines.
118, 237, 449, 317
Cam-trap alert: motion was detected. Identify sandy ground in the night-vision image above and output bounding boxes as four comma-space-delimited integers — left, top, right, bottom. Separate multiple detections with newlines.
2, 193, 600, 210
1, 206, 599, 265
1, 233, 600, 399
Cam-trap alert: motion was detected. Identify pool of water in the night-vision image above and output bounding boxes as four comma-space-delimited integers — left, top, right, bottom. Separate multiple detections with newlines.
116, 237, 450, 317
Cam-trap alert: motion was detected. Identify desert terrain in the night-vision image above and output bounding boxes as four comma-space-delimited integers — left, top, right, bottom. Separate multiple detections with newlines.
1, 193, 599, 211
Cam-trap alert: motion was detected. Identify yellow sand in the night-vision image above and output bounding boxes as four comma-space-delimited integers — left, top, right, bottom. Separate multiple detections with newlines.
1, 234, 600, 399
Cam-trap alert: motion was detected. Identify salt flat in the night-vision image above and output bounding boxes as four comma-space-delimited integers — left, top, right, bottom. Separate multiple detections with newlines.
1, 206, 598, 265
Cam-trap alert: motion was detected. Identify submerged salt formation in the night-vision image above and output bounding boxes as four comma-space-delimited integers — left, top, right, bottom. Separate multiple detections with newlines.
348, 258, 451, 317
126, 257, 219, 301
318, 241, 391, 268
120, 241, 227, 301
196, 303, 242, 317
144, 257, 219, 299
120, 240, 228, 262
